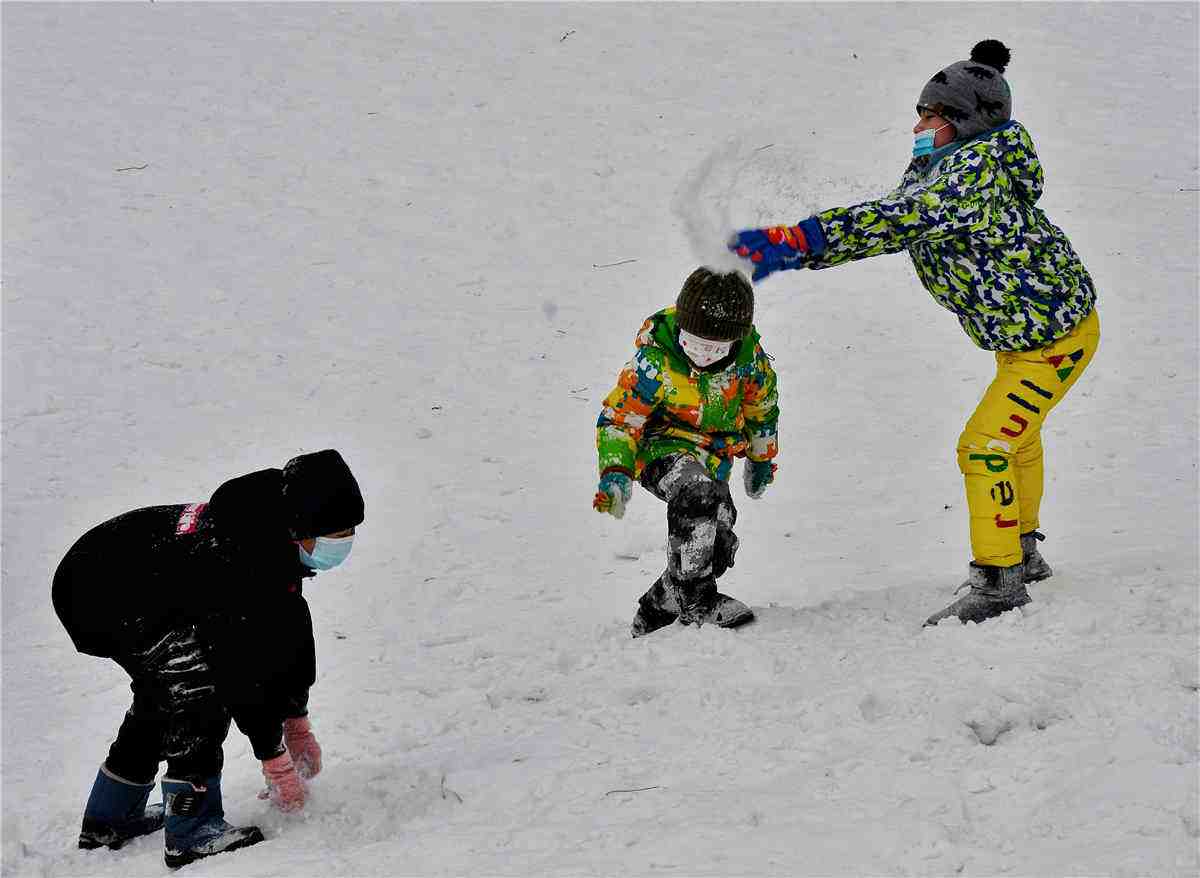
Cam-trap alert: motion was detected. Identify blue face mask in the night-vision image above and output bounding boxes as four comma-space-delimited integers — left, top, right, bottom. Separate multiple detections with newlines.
913, 122, 950, 158
298, 535, 354, 570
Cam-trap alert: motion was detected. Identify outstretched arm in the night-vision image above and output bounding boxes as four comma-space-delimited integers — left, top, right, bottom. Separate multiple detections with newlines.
810, 155, 998, 267
731, 148, 1000, 280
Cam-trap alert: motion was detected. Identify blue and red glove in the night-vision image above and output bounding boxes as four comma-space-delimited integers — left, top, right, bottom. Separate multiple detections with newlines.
593, 471, 633, 519
729, 218, 825, 281
743, 459, 777, 499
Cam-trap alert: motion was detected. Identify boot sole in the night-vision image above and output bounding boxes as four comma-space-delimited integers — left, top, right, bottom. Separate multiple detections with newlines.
630, 609, 679, 638
79, 834, 123, 851
79, 809, 166, 850
632, 607, 755, 635
165, 827, 265, 870
715, 608, 755, 628
925, 596, 1030, 627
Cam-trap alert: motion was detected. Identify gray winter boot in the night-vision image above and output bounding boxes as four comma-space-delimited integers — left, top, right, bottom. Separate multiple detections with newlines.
924, 563, 1030, 626
695, 593, 755, 629
674, 576, 754, 629
1021, 531, 1053, 583
631, 576, 679, 638
631, 574, 754, 636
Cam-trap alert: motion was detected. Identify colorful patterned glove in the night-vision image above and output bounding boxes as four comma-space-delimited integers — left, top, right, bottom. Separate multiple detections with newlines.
261, 751, 307, 812
283, 716, 322, 779
743, 459, 777, 499
593, 471, 633, 519
729, 218, 825, 281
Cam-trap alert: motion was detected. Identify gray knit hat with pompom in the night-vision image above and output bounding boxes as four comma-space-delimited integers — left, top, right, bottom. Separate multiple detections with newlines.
917, 40, 1012, 141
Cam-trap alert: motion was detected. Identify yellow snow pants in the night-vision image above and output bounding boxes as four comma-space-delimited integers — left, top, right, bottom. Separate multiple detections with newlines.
957, 309, 1100, 567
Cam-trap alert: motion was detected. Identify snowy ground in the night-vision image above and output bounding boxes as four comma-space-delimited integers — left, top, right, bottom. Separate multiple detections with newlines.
3, 3, 1198, 876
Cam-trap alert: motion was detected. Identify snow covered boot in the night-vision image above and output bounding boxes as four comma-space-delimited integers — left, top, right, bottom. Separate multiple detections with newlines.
162, 776, 264, 869
924, 563, 1030, 626
630, 573, 754, 637
695, 592, 754, 629
631, 576, 679, 638
676, 576, 754, 630
78, 764, 165, 850
1021, 530, 1053, 583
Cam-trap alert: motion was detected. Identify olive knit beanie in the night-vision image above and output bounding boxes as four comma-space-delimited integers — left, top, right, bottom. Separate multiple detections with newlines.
675, 268, 754, 342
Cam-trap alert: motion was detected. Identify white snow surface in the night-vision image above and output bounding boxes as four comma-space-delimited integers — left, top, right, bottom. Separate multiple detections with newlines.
3, 4, 1198, 877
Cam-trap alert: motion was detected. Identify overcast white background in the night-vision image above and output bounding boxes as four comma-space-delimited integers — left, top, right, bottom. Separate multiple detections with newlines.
3, 3, 1197, 876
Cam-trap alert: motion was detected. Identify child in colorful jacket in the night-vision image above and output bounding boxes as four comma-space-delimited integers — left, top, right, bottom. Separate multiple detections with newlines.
729, 39, 1099, 626
594, 267, 779, 636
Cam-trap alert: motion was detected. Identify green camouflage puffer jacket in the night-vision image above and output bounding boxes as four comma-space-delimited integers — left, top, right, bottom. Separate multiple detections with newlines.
596, 307, 779, 482
807, 120, 1096, 352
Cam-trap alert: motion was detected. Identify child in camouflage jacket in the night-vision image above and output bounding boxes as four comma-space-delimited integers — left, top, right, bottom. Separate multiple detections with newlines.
593, 268, 779, 637
730, 39, 1099, 626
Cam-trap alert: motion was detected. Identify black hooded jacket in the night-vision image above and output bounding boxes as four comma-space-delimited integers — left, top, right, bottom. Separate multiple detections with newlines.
52, 463, 356, 758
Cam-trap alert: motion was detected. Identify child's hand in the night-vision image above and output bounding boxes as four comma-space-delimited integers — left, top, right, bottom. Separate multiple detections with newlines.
261, 751, 307, 812
593, 472, 633, 519
283, 716, 322, 779
743, 459, 777, 499
729, 219, 823, 281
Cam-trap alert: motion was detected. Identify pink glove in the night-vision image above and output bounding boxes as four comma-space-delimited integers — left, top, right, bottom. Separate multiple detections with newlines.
261, 751, 306, 812
283, 716, 322, 779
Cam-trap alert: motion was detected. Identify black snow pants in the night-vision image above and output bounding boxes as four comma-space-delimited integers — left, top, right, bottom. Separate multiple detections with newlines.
637, 454, 738, 620
105, 626, 231, 785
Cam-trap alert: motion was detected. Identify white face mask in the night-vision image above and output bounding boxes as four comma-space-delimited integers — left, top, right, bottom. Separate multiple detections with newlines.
678, 328, 735, 367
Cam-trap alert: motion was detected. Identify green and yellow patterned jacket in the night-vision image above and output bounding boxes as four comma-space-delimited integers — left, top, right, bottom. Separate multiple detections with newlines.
596, 307, 779, 482
808, 120, 1096, 351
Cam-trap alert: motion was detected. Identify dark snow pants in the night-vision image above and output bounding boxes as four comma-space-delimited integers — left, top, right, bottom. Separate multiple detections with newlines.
105, 626, 230, 785
638, 454, 738, 617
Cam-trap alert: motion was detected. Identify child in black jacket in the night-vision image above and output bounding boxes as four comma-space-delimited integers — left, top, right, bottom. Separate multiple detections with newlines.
52, 448, 364, 869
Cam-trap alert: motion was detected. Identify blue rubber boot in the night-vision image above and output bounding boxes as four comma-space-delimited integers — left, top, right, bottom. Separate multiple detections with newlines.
78, 764, 165, 850
162, 776, 264, 869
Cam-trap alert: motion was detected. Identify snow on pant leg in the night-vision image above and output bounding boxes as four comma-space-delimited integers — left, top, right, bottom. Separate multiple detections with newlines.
636, 574, 680, 617
957, 310, 1100, 566
639, 455, 738, 613
651, 455, 736, 588
104, 669, 170, 785
121, 627, 230, 784
636, 457, 685, 615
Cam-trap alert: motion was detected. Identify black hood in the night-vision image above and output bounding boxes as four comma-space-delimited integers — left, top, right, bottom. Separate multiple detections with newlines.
281, 449, 365, 539
206, 468, 290, 541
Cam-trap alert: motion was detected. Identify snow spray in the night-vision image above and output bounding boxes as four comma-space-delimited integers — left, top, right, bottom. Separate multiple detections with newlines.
671, 133, 825, 277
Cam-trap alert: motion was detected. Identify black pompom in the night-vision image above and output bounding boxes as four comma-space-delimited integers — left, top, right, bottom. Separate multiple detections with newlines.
970, 39, 1010, 73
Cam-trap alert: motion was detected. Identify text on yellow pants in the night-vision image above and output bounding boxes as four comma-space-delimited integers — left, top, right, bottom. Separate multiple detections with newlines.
957, 310, 1100, 567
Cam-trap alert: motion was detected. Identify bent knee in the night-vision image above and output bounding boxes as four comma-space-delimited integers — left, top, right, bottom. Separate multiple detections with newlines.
957, 426, 1017, 475
669, 479, 725, 518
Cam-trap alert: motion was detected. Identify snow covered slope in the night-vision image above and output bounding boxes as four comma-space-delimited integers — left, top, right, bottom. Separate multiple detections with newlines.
3, 4, 1197, 876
